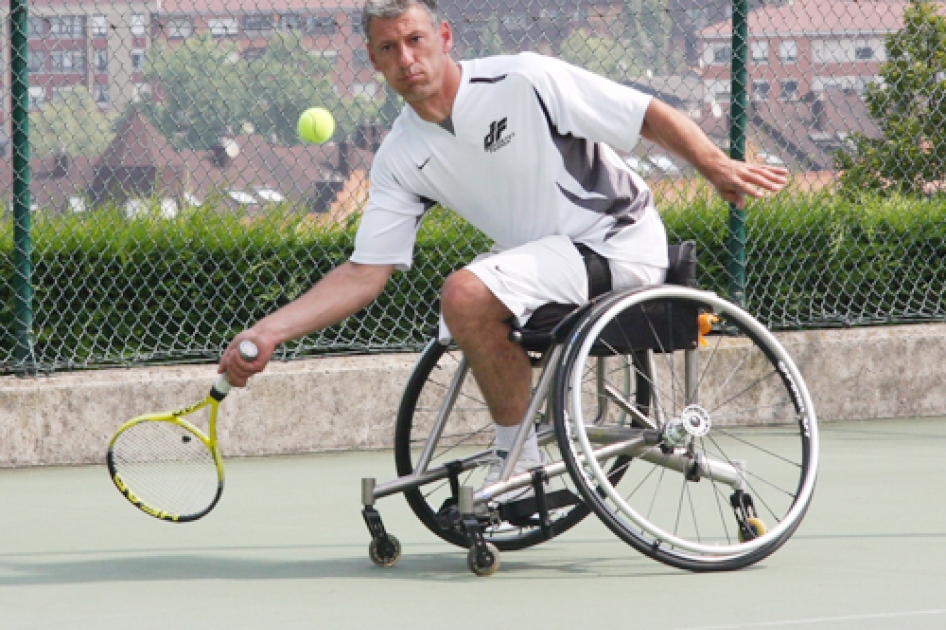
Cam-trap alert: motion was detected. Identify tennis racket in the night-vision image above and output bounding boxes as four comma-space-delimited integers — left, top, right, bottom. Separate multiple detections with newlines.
106, 340, 259, 522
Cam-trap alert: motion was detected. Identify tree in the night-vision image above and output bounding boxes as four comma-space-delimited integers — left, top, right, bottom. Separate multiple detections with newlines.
141, 34, 250, 150
471, 16, 506, 58
836, 1, 946, 196
623, 0, 683, 76
30, 87, 117, 158
242, 34, 341, 146
560, 29, 628, 81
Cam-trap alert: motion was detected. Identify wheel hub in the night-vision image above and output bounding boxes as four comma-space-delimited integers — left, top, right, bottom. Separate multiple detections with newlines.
663, 405, 712, 446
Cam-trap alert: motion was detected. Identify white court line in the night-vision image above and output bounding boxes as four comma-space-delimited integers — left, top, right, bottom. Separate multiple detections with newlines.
678, 609, 946, 629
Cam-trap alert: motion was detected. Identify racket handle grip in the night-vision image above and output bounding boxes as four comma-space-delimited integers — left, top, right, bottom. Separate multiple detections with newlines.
212, 340, 261, 400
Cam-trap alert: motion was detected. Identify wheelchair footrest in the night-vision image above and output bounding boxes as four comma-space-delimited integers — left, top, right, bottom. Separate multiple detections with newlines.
500, 489, 582, 527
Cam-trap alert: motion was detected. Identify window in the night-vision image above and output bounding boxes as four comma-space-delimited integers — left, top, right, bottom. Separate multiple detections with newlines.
94, 84, 110, 106
751, 41, 769, 64
92, 15, 108, 37
209, 18, 240, 37
779, 40, 798, 63
243, 47, 266, 63
752, 80, 770, 101
713, 45, 732, 65
255, 188, 285, 203
130, 14, 146, 37
50, 51, 85, 73
502, 15, 529, 31
228, 191, 258, 205
704, 79, 731, 103
280, 13, 304, 31
308, 14, 337, 36
28, 50, 46, 73
855, 46, 874, 61
28, 86, 46, 108
131, 49, 145, 71
51, 86, 74, 102
166, 16, 193, 38
855, 76, 874, 95
352, 82, 379, 98
94, 49, 108, 72
27, 16, 46, 39
352, 48, 372, 68
813, 39, 844, 63
349, 11, 364, 34
780, 79, 799, 101
49, 16, 84, 39
244, 13, 273, 36
314, 50, 338, 69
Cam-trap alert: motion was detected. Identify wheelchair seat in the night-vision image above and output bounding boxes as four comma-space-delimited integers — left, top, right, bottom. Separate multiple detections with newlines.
510, 240, 698, 352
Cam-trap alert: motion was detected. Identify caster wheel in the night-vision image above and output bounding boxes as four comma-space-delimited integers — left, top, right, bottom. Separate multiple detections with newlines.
369, 535, 402, 567
739, 518, 768, 543
467, 542, 501, 577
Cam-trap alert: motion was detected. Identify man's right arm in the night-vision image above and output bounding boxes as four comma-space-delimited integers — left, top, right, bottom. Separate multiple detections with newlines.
219, 261, 395, 386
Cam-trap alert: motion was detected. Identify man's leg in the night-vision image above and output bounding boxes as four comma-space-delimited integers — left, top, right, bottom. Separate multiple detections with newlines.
440, 269, 531, 428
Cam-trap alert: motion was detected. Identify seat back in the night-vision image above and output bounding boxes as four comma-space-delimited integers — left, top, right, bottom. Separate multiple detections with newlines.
591, 239, 700, 354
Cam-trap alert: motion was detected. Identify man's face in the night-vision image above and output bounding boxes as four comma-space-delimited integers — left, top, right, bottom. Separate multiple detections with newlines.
367, 5, 453, 105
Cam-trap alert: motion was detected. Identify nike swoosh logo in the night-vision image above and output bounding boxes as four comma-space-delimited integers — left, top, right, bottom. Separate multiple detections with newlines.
417, 156, 432, 170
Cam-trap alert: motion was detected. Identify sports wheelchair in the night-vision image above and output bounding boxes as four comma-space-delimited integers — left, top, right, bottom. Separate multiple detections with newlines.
361, 242, 819, 576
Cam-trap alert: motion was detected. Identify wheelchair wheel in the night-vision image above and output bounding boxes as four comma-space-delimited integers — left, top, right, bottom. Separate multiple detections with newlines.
551, 285, 819, 571
394, 338, 601, 551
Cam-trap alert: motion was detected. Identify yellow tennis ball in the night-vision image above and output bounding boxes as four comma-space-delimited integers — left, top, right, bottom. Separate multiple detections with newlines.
297, 107, 335, 144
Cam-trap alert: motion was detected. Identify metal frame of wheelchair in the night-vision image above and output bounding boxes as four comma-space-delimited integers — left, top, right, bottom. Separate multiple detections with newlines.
361, 242, 820, 576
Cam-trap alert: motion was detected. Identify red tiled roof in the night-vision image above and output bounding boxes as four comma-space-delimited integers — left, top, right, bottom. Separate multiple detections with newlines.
100, 110, 182, 169
157, 0, 362, 13
702, 1, 919, 38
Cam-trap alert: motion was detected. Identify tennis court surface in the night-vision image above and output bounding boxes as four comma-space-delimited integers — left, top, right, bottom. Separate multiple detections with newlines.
2, 417, 945, 629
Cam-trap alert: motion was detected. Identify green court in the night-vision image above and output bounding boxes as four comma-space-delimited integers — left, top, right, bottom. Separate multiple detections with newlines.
2, 417, 945, 629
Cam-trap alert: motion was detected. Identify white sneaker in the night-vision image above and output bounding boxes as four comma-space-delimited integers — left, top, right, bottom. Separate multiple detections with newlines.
480, 450, 549, 505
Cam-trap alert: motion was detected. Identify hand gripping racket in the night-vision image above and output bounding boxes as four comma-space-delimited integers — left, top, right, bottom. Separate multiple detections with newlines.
106, 340, 259, 522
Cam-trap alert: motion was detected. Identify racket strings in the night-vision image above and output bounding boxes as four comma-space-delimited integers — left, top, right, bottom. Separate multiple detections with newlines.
110, 420, 220, 518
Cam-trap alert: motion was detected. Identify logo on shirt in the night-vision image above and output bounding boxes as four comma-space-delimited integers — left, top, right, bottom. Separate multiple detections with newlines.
484, 118, 514, 153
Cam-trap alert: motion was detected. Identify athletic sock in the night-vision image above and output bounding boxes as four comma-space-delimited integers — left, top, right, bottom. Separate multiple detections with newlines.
493, 423, 541, 462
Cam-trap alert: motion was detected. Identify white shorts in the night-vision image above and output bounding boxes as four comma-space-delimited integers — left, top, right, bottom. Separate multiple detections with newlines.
438, 234, 667, 342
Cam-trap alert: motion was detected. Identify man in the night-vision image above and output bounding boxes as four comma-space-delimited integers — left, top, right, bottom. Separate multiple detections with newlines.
220, 0, 788, 488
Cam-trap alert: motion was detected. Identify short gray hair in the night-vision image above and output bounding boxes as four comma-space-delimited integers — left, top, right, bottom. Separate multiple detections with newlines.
361, 0, 443, 40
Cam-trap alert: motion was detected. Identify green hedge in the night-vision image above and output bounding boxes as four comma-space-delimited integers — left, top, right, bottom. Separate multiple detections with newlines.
2, 191, 944, 372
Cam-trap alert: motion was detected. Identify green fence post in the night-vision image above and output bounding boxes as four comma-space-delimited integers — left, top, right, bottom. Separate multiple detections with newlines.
728, 0, 749, 307
10, 0, 36, 374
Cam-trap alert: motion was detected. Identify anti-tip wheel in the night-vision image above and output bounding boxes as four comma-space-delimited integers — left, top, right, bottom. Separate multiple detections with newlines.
369, 535, 402, 567
739, 518, 768, 543
467, 542, 501, 577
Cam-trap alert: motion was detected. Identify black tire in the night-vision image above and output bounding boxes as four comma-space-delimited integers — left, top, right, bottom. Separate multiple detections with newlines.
551, 286, 819, 571
394, 338, 595, 551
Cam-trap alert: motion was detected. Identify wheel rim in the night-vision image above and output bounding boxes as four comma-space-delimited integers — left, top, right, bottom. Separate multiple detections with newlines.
563, 286, 819, 561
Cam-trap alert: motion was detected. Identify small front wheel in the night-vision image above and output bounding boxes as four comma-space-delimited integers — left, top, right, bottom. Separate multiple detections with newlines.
369, 534, 402, 567
467, 542, 501, 576
739, 518, 768, 542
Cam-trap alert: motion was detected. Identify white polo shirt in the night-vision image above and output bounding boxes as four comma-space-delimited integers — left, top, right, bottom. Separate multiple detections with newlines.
351, 52, 668, 271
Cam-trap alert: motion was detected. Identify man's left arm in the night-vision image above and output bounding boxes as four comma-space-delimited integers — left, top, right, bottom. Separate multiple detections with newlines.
639, 98, 788, 209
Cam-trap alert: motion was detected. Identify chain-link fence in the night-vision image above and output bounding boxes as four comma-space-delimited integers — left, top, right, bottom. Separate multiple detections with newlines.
2, 0, 944, 373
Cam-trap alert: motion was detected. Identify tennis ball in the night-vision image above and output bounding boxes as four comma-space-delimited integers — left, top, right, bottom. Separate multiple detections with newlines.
297, 107, 335, 144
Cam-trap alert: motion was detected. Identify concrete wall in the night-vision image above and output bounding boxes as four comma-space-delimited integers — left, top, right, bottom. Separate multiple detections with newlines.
2, 323, 944, 467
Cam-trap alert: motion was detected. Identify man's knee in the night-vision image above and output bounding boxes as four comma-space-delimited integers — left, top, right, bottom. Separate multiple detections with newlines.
442, 270, 486, 320
441, 270, 510, 332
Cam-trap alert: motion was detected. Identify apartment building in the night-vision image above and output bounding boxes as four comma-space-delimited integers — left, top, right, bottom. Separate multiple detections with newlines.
699, 0, 909, 105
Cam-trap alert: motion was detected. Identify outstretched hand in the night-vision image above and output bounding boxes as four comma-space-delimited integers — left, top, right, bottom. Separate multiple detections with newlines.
218, 333, 275, 387
707, 158, 789, 209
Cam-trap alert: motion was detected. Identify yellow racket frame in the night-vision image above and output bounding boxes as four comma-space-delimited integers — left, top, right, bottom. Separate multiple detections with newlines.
107, 380, 227, 522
